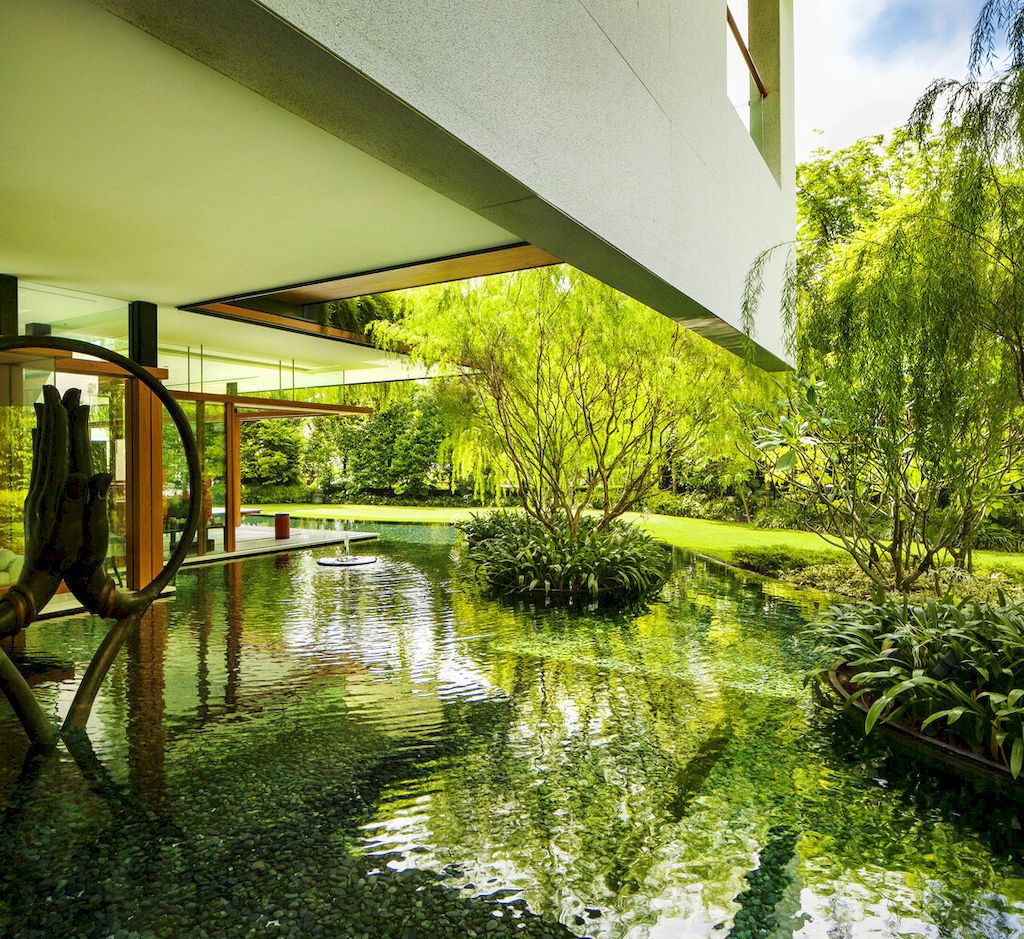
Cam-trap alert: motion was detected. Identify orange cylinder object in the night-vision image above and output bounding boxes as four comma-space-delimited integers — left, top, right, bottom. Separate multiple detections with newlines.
274, 513, 290, 539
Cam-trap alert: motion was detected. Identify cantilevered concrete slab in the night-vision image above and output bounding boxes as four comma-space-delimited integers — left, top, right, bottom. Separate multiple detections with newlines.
0, 0, 518, 320
3, 0, 794, 368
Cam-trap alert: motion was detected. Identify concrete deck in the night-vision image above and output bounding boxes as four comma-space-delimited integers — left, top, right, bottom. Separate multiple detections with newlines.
179, 523, 378, 568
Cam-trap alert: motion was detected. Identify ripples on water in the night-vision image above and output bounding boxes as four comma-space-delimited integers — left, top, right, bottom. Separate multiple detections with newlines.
1, 521, 1023, 937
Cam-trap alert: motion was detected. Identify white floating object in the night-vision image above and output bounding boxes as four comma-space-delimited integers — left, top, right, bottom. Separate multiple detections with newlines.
317, 556, 376, 567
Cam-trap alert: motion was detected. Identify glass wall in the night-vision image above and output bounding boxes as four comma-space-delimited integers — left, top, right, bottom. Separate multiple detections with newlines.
163, 400, 228, 560
0, 354, 128, 591
17, 282, 129, 353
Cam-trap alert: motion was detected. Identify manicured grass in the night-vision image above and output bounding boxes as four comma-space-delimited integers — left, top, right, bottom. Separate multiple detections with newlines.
249, 502, 836, 563
248, 503, 1024, 576
250, 503, 477, 525
621, 512, 835, 563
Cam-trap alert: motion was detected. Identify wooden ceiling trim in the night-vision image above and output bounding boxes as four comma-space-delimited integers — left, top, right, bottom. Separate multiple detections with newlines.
172, 389, 370, 416
269, 243, 559, 304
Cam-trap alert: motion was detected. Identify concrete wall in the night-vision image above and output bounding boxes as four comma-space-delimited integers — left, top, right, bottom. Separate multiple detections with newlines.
259, 0, 795, 364
94, 0, 794, 366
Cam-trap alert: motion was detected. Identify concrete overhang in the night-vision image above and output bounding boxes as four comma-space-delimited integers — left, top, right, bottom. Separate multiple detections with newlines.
3, 0, 789, 371
0, 0, 520, 311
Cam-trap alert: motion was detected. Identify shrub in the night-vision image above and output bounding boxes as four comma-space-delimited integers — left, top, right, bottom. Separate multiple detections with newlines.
242, 483, 317, 504
974, 521, 1024, 552
457, 512, 670, 604
810, 595, 1024, 776
703, 497, 739, 521
0, 489, 26, 552
730, 544, 844, 577
240, 419, 304, 486
643, 490, 737, 521
322, 490, 483, 508
778, 561, 875, 599
753, 499, 814, 530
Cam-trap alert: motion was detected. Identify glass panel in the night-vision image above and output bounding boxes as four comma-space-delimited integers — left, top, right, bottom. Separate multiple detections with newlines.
202, 403, 228, 555
163, 401, 195, 561
726, 4, 765, 154
0, 356, 128, 592
73, 374, 128, 585
162, 400, 228, 559
17, 282, 128, 353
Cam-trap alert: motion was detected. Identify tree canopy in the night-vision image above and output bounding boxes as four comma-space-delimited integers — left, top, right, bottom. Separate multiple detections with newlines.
375, 266, 756, 535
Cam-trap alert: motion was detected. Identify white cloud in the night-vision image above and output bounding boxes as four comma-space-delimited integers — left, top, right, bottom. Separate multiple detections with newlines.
794, 1, 976, 159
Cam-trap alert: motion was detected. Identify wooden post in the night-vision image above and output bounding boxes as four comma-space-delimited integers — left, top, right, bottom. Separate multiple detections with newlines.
126, 378, 164, 590
225, 405, 240, 553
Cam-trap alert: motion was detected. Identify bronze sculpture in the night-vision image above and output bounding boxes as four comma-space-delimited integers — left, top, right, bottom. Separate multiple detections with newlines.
0, 336, 200, 747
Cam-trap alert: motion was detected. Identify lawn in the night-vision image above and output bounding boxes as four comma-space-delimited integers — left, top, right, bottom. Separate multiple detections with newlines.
250, 502, 1024, 577
251, 502, 475, 526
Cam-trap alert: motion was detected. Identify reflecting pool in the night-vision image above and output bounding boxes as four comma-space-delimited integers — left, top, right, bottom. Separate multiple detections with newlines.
1, 522, 1023, 937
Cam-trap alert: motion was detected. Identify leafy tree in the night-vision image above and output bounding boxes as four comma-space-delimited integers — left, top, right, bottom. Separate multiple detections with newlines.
375, 266, 730, 537
905, 2, 1024, 402
749, 127, 1024, 590
307, 388, 448, 496
302, 415, 363, 491
389, 393, 448, 495
757, 377, 1022, 592
240, 419, 304, 486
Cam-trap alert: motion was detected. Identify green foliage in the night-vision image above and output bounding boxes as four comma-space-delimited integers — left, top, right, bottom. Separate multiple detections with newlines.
320, 292, 403, 334
757, 374, 1023, 592
731, 544, 845, 578
643, 489, 738, 522
0, 489, 26, 553
321, 490, 477, 508
751, 498, 815, 531
376, 266, 742, 536
241, 483, 317, 504
240, 419, 304, 486
745, 110, 1024, 592
301, 416, 360, 492
974, 520, 1024, 553
457, 512, 670, 604
346, 394, 448, 495
810, 594, 1024, 775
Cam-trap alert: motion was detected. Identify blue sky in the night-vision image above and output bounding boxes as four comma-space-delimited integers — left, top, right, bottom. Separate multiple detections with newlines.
795, 0, 985, 158
856, 0, 983, 59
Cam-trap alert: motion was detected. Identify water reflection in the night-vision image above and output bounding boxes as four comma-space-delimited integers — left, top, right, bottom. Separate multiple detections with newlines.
0, 522, 1022, 937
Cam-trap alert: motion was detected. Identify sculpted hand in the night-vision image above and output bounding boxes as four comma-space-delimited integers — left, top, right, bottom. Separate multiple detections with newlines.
62, 388, 117, 617
3, 387, 92, 630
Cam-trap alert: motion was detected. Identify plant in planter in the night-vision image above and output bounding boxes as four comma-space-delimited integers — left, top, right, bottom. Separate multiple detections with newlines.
457, 512, 670, 604
809, 594, 1024, 777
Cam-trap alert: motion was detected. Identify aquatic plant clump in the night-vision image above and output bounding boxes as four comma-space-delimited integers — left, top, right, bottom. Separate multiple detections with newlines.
457, 512, 670, 603
809, 594, 1024, 776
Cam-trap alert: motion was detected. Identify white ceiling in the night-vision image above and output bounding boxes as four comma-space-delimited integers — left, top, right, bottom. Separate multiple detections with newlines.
0, 0, 517, 309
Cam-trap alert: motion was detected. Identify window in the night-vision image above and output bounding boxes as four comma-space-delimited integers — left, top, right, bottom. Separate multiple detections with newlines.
726, 4, 768, 153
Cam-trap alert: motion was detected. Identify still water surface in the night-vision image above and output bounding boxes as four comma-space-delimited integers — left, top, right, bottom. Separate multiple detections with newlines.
1, 522, 1023, 937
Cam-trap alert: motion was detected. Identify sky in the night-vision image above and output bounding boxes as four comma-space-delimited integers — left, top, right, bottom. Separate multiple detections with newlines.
794, 0, 987, 160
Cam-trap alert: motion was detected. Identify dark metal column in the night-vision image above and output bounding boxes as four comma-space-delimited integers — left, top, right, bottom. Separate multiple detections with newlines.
128, 300, 158, 367
0, 275, 17, 336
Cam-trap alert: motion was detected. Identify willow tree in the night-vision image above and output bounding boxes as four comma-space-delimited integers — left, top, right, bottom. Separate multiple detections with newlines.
906, 0, 1024, 400
374, 266, 730, 537
746, 127, 1024, 590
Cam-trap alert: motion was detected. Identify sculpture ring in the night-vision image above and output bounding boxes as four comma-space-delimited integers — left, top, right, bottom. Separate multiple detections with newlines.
0, 334, 202, 610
